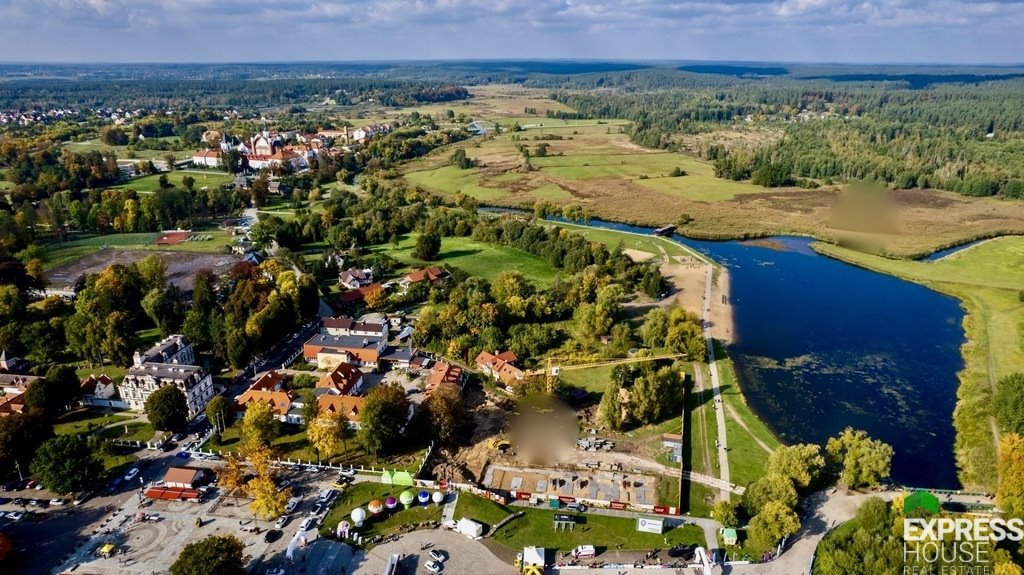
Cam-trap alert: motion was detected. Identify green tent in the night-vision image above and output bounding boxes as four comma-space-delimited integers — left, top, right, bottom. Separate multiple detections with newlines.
721, 528, 739, 546
380, 470, 395, 484
392, 471, 415, 486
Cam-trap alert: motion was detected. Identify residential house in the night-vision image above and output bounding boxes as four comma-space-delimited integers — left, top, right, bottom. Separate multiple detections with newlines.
121, 363, 214, 418
351, 123, 393, 143
426, 361, 465, 396
379, 346, 420, 370
475, 350, 525, 386
316, 362, 364, 395
320, 316, 389, 339
302, 333, 387, 370
133, 334, 195, 367
0, 392, 26, 417
0, 350, 28, 374
399, 267, 448, 293
315, 394, 365, 429
191, 150, 222, 168
0, 373, 40, 395
250, 370, 287, 392
235, 387, 301, 424
267, 180, 289, 195
338, 268, 374, 290
80, 374, 118, 406
338, 282, 384, 306
246, 149, 305, 171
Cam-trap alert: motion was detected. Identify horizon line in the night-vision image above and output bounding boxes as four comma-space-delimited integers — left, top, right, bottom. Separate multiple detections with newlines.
1, 58, 1023, 67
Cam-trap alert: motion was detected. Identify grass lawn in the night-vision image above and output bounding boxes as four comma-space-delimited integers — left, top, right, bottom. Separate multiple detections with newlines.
99, 421, 156, 443
713, 341, 780, 489
557, 364, 615, 394
42, 225, 234, 270
453, 492, 515, 531
62, 140, 179, 161
405, 166, 511, 202
814, 237, 1024, 490
74, 364, 127, 385
374, 233, 560, 287
655, 474, 681, 508
109, 170, 232, 193
686, 482, 716, 518
546, 220, 705, 262
318, 482, 445, 543
53, 409, 132, 437
492, 505, 705, 553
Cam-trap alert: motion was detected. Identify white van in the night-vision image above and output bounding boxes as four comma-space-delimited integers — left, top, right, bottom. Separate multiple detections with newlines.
317, 488, 335, 504
571, 545, 596, 559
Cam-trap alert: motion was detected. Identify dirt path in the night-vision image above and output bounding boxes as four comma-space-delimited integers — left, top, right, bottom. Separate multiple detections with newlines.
691, 362, 715, 475
723, 402, 774, 455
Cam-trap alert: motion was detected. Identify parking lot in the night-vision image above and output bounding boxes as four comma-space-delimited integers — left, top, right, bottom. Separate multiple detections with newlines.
348, 528, 515, 575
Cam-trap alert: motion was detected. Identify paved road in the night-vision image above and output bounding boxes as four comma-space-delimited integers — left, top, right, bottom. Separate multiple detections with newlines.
349, 528, 515, 574
703, 263, 732, 501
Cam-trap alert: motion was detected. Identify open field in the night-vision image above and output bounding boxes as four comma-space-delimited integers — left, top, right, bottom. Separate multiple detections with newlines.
53, 409, 132, 437
45, 247, 240, 289
372, 233, 560, 286
490, 500, 705, 553
402, 106, 1024, 257
110, 170, 232, 193
541, 220, 701, 261
62, 139, 183, 161
814, 236, 1024, 490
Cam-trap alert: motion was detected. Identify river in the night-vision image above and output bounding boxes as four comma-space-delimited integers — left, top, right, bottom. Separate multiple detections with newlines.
489, 210, 965, 488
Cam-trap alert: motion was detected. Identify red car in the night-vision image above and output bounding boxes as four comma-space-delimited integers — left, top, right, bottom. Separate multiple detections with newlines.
25, 480, 38, 490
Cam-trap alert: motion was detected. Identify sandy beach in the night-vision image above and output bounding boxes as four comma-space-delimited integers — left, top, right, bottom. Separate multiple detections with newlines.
657, 256, 736, 344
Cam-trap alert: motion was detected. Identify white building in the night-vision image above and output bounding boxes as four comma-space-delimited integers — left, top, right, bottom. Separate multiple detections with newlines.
134, 334, 194, 367
120, 363, 214, 418
191, 150, 223, 168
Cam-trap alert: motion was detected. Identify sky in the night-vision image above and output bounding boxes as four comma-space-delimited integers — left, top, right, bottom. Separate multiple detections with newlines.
1, 0, 1023, 64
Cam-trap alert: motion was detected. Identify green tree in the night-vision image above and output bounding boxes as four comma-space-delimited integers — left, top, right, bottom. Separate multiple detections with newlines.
424, 382, 463, 442
765, 444, 825, 489
598, 377, 623, 430
300, 388, 319, 428
136, 254, 168, 291
205, 395, 235, 433
357, 383, 409, 458
30, 435, 102, 494
145, 385, 189, 432
639, 308, 669, 348
100, 310, 135, 366
413, 231, 442, 261
142, 286, 186, 336
749, 500, 801, 550
0, 412, 53, 476
997, 433, 1024, 519
826, 427, 894, 488
994, 373, 1024, 434
712, 500, 739, 528
169, 535, 246, 575
742, 473, 798, 516
25, 368, 78, 417
629, 366, 682, 425
241, 399, 279, 451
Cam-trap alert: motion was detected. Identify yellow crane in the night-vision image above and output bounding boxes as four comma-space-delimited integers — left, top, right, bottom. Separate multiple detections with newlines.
521, 353, 691, 394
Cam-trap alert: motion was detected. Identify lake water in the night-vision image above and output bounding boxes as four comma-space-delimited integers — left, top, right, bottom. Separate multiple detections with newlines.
487, 211, 965, 488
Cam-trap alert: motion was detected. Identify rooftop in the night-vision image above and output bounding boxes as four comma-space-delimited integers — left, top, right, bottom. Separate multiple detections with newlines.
126, 362, 203, 381
304, 333, 386, 349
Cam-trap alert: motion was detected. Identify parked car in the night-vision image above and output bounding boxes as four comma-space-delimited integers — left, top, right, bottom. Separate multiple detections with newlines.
275, 515, 290, 529
429, 549, 447, 563
49, 498, 66, 506
124, 468, 140, 482
276, 479, 292, 492
317, 488, 335, 503
73, 491, 94, 506
2, 480, 23, 491
263, 529, 282, 544
285, 497, 300, 513
309, 503, 323, 516
33, 483, 44, 491
0, 497, 9, 505
11, 498, 25, 506
28, 499, 46, 507
25, 480, 37, 490
303, 465, 319, 473
425, 560, 444, 574
266, 568, 286, 575
298, 517, 316, 532
5, 511, 24, 521
566, 502, 587, 513
172, 433, 186, 442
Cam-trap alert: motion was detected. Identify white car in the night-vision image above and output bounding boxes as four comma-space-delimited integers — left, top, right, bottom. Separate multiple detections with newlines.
275, 515, 289, 529
124, 468, 140, 482
429, 549, 447, 563
266, 569, 286, 575
425, 560, 444, 574
73, 491, 94, 506
309, 503, 324, 516
5, 511, 25, 521
298, 517, 316, 532
285, 497, 300, 513
49, 498, 66, 506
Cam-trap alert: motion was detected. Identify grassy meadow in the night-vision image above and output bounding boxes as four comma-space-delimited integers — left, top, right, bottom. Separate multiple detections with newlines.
814, 236, 1024, 490
110, 170, 232, 193
372, 233, 560, 286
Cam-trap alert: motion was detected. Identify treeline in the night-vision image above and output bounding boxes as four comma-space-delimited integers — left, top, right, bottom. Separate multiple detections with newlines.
0, 78, 470, 110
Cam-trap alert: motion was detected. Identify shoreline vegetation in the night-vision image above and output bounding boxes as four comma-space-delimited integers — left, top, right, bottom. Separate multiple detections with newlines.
812, 238, 1024, 490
